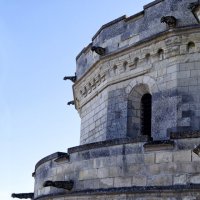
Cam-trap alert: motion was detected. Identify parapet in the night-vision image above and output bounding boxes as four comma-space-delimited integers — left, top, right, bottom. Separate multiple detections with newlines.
76, 0, 199, 79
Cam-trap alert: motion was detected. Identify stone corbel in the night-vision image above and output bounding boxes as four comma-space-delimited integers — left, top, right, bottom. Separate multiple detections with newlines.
11, 193, 34, 199
43, 180, 74, 191
161, 16, 177, 28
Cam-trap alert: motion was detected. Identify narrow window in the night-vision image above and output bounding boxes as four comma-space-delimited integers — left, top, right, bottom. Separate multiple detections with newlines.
140, 93, 152, 139
187, 42, 195, 53
157, 49, 164, 60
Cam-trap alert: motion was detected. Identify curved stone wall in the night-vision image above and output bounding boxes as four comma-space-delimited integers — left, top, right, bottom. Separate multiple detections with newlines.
33, 135, 200, 199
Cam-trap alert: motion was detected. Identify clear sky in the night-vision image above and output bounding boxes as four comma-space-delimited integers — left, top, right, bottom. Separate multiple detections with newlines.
0, 0, 152, 199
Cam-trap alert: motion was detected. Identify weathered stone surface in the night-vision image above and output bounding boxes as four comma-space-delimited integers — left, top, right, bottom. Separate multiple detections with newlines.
32, 0, 200, 200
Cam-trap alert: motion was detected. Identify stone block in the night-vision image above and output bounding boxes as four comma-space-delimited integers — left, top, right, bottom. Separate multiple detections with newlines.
192, 152, 200, 161
97, 168, 109, 178
173, 150, 192, 162
144, 153, 155, 164
126, 154, 144, 164
177, 71, 191, 79
176, 162, 200, 173
83, 179, 100, 189
79, 169, 97, 180
114, 177, 132, 187
189, 174, 200, 184
132, 175, 146, 186
147, 163, 176, 175
147, 175, 172, 186
155, 152, 172, 163
99, 178, 114, 188
173, 174, 187, 185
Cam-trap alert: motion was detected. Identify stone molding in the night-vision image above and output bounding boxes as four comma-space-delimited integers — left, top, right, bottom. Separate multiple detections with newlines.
34, 152, 69, 171
74, 27, 200, 111
125, 75, 158, 95
34, 184, 200, 200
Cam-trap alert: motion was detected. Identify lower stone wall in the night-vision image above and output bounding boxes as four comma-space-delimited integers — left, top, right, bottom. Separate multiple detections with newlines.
34, 135, 200, 199
34, 186, 200, 200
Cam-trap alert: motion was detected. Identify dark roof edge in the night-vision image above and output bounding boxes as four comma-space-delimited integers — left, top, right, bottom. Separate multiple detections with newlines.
34, 152, 67, 171
92, 15, 126, 41
75, 24, 200, 83
68, 136, 148, 154
76, 0, 166, 61
143, 0, 164, 10
76, 43, 92, 60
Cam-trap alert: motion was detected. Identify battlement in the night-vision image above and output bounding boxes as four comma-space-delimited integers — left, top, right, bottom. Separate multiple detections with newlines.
76, 0, 199, 79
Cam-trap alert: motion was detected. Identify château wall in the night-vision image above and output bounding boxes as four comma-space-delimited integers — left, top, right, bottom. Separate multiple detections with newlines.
74, 30, 200, 144
76, 0, 198, 79
30, 0, 200, 199
33, 136, 200, 199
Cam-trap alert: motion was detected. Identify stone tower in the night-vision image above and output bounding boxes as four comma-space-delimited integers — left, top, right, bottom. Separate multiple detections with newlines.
12, 0, 200, 199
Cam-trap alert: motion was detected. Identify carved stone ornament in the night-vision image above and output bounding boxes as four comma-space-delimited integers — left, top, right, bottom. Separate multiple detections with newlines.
63, 73, 77, 83
91, 46, 106, 56
67, 100, 75, 105
161, 16, 177, 28
43, 180, 74, 190
11, 193, 34, 199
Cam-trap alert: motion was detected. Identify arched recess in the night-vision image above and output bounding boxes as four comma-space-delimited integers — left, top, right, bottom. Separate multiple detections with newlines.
127, 84, 151, 139
126, 76, 157, 140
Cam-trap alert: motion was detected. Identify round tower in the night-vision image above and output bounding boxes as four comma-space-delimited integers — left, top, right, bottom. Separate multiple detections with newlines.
14, 0, 200, 199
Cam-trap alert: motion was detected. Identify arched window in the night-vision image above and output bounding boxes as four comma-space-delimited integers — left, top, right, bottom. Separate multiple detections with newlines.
145, 53, 151, 64
140, 93, 152, 139
187, 41, 195, 53
157, 49, 164, 60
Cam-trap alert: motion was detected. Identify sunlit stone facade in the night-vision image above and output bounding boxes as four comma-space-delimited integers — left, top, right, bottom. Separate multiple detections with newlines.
14, 0, 200, 199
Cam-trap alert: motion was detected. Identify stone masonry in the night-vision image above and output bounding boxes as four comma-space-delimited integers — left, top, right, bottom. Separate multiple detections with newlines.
12, 0, 200, 199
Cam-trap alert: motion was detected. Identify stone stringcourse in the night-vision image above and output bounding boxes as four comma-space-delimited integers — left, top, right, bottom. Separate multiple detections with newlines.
13, 0, 200, 199
34, 184, 200, 200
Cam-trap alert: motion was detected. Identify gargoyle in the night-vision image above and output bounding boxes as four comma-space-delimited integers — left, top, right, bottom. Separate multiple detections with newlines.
43, 180, 74, 190
161, 16, 177, 28
11, 193, 34, 199
91, 46, 106, 56
63, 74, 77, 83
67, 100, 75, 105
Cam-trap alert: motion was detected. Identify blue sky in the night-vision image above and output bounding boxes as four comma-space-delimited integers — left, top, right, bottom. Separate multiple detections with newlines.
0, 0, 152, 199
